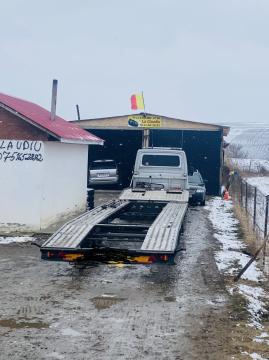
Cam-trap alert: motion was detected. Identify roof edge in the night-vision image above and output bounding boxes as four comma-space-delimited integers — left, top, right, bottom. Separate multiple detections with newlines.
72, 112, 229, 131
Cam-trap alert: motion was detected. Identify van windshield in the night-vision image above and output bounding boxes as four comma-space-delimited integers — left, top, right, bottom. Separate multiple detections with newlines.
142, 154, 180, 167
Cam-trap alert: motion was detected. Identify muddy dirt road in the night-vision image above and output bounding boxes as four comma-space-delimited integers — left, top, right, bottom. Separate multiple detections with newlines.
0, 194, 235, 360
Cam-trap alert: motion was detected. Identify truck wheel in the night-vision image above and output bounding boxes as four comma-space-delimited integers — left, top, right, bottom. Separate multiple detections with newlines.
201, 200, 206, 206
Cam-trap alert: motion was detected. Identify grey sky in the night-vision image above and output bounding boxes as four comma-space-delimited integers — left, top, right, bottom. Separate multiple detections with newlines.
1, 0, 269, 125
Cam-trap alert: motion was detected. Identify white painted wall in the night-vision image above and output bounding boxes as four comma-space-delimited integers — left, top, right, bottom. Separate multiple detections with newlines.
0, 139, 44, 232
41, 142, 88, 231
0, 139, 88, 233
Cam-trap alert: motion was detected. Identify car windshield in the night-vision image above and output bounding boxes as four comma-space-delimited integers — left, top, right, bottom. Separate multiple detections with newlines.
90, 160, 116, 170
142, 154, 180, 167
189, 172, 203, 185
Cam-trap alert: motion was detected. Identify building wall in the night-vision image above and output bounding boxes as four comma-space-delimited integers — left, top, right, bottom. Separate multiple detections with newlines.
150, 129, 222, 195
0, 108, 48, 140
41, 142, 88, 231
0, 139, 45, 232
0, 139, 88, 233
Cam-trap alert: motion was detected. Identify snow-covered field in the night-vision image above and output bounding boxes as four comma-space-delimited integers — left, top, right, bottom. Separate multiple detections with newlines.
224, 122, 269, 161
206, 197, 269, 358
247, 177, 269, 196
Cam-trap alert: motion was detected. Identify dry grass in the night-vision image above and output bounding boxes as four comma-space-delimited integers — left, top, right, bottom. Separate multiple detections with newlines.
233, 204, 267, 255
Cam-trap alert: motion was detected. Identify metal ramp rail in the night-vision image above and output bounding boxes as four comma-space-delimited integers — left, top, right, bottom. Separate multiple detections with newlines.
41, 200, 129, 249
141, 202, 188, 253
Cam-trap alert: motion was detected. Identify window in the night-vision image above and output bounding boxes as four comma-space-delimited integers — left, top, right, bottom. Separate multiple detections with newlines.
90, 160, 116, 170
188, 172, 203, 185
142, 154, 180, 167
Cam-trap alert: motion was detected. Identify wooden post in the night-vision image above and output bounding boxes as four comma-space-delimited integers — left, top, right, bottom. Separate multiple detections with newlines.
143, 129, 149, 148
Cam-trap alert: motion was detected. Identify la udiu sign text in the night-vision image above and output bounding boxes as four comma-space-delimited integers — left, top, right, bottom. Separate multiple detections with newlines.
0, 140, 43, 162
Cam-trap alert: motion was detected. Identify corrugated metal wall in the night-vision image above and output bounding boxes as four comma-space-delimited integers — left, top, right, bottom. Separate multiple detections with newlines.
88, 129, 222, 195
150, 129, 222, 195
88, 129, 142, 187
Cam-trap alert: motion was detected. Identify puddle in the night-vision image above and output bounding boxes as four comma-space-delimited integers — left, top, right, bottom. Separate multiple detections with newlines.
0, 318, 49, 329
164, 296, 176, 302
91, 294, 126, 310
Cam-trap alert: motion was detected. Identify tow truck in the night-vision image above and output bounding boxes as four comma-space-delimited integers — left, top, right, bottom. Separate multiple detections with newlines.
40, 148, 189, 264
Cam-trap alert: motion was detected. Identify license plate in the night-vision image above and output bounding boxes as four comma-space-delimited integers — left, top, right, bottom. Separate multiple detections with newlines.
97, 173, 110, 177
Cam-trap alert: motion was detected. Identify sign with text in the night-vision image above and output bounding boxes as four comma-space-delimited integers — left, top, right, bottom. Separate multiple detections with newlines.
0, 140, 43, 163
128, 115, 162, 128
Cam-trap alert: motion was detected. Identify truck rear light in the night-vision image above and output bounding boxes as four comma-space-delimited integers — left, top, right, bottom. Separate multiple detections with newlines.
46, 251, 84, 261
160, 255, 168, 261
47, 251, 65, 258
62, 253, 85, 261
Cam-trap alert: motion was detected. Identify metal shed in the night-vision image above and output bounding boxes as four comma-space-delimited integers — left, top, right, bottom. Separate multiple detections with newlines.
73, 113, 229, 195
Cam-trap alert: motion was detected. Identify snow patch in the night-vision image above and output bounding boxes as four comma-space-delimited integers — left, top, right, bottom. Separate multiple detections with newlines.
207, 197, 267, 330
61, 328, 81, 337
242, 352, 267, 360
0, 236, 33, 245
254, 332, 269, 345
237, 284, 267, 328
205, 198, 264, 282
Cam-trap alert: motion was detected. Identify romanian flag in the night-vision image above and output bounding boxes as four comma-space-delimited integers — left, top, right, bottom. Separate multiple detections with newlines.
131, 93, 145, 110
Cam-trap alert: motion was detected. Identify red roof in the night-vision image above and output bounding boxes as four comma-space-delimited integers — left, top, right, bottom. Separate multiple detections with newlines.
0, 92, 103, 145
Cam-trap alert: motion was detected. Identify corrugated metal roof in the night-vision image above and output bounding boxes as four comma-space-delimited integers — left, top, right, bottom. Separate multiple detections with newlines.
0, 92, 103, 145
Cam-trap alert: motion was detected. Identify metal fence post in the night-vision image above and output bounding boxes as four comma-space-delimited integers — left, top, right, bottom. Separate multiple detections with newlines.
253, 187, 257, 231
240, 179, 243, 206
264, 195, 269, 238
245, 182, 248, 212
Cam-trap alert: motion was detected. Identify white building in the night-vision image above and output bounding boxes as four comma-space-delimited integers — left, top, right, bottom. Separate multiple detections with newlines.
0, 92, 103, 233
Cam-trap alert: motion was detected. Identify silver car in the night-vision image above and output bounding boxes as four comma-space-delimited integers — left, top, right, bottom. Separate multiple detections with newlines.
89, 159, 119, 186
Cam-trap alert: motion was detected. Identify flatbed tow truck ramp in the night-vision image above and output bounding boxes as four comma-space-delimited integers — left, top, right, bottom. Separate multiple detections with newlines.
40, 192, 188, 264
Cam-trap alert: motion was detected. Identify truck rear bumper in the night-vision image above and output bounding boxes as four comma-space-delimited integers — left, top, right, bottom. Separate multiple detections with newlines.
40, 247, 178, 265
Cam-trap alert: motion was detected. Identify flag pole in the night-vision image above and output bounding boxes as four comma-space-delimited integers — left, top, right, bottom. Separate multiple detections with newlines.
141, 91, 149, 148
142, 91, 146, 114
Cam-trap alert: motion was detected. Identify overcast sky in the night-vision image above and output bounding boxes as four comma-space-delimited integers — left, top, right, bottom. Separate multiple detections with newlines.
1, 0, 269, 125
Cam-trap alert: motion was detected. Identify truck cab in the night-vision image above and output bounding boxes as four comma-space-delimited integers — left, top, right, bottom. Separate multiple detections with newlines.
131, 147, 188, 191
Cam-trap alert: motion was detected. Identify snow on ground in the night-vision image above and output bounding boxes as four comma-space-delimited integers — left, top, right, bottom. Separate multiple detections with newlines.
246, 177, 269, 196
206, 198, 267, 331
237, 285, 266, 328
206, 198, 264, 282
0, 236, 33, 245
242, 352, 268, 360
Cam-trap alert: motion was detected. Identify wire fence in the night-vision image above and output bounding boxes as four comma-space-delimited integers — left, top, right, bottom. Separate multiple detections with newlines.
230, 173, 269, 240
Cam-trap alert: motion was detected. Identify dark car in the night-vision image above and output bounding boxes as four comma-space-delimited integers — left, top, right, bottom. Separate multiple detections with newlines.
188, 170, 206, 206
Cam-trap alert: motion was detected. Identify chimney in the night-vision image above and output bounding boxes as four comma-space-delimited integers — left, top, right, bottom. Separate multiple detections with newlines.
76, 104, 81, 120
50, 79, 58, 120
